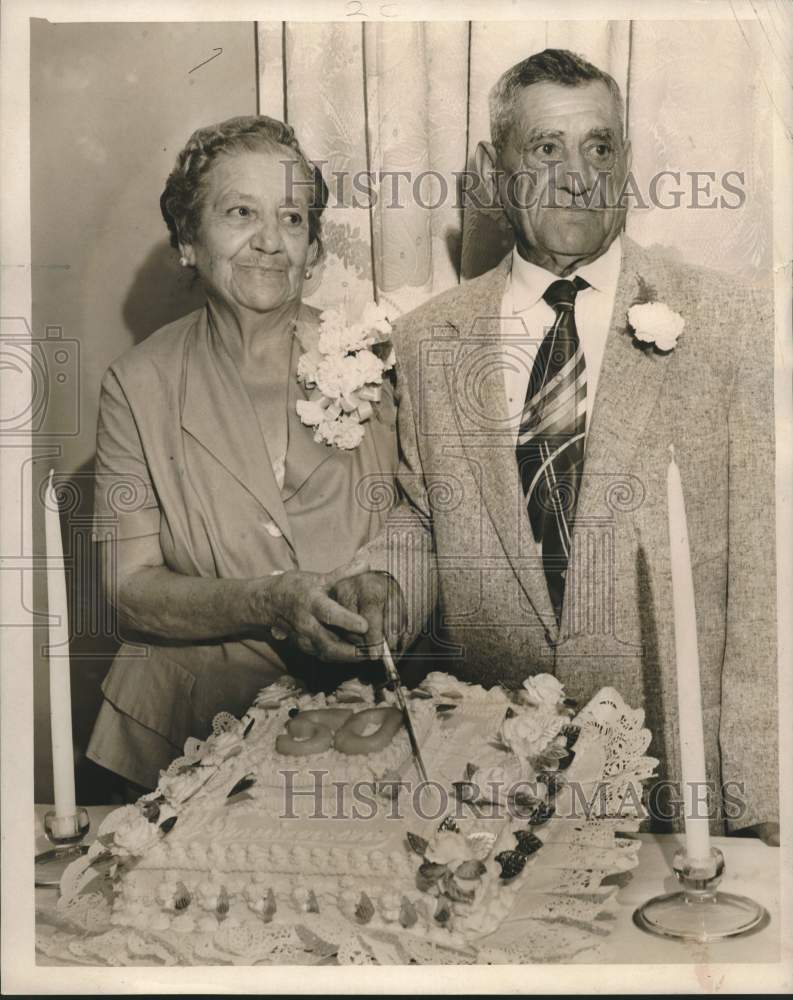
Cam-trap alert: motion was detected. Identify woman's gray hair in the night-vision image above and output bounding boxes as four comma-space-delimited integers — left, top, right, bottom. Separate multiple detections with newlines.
489, 48, 625, 151
160, 115, 328, 256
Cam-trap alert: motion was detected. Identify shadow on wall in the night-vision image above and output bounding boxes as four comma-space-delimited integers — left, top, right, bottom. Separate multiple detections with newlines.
457, 157, 515, 282
122, 239, 206, 346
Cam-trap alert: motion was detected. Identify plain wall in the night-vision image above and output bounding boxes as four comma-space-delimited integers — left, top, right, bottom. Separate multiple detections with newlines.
31, 20, 257, 802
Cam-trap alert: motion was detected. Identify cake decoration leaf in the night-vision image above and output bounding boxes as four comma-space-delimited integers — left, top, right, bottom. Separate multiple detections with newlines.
494, 849, 527, 880
174, 881, 192, 910
399, 896, 418, 928
513, 830, 543, 857
140, 801, 161, 824
527, 801, 556, 826
262, 888, 277, 923
455, 859, 487, 880
434, 898, 452, 925
442, 872, 475, 903
355, 891, 375, 924
227, 774, 256, 798
407, 832, 428, 856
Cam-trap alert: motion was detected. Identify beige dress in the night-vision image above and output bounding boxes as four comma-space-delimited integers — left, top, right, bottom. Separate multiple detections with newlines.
87, 304, 398, 788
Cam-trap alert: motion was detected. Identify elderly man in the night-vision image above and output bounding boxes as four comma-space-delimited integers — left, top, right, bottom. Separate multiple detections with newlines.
322, 49, 777, 840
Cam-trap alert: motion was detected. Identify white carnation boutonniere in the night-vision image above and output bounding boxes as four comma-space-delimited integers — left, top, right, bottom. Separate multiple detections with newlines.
627, 276, 684, 352
296, 301, 395, 450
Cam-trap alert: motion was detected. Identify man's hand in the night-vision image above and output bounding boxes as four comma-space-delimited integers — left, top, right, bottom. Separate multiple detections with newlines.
254, 559, 372, 661
731, 821, 780, 846
330, 570, 407, 659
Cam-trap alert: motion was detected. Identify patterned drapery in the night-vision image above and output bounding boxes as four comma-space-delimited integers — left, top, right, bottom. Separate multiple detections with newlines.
257, 18, 773, 316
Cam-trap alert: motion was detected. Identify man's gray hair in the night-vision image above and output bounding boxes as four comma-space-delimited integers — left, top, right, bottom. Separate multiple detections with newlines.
489, 48, 625, 151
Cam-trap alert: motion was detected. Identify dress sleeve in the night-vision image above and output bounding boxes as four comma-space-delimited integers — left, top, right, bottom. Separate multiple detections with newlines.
93, 367, 162, 540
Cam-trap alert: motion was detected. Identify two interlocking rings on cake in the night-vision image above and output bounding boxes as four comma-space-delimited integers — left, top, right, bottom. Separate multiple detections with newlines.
275, 707, 403, 757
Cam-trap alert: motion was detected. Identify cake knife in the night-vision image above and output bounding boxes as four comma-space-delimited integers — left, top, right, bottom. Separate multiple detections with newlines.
382, 640, 430, 785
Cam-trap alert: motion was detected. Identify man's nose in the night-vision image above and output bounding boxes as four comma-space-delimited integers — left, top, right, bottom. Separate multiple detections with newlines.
558, 150, 595, 195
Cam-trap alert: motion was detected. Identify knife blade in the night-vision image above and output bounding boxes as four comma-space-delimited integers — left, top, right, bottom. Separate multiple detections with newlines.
382, 640, 429, 785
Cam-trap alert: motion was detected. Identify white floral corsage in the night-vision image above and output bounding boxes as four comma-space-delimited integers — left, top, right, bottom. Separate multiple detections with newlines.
296, 302, 395, 450
627, 276, 684, 352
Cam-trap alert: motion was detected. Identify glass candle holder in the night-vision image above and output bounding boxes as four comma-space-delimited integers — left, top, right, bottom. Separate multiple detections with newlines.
633, 845, 768, 942
34, 807, 91, 887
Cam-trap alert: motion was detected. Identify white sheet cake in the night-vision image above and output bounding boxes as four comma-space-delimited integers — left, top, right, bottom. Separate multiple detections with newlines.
54, 672, 657, 964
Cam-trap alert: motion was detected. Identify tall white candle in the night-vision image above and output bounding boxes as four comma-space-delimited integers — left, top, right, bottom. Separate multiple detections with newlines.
45, 469, 77, 821
667, 447, 711, 865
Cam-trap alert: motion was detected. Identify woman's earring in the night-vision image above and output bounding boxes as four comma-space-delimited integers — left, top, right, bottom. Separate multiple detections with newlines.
304, 268, 313, 280
179, 256, 188, 267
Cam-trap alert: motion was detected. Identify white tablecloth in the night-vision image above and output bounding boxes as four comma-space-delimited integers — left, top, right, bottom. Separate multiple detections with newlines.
35, 804, 780, 965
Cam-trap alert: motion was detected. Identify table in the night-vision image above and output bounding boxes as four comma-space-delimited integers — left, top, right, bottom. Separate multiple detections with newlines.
35, 805, 781, 966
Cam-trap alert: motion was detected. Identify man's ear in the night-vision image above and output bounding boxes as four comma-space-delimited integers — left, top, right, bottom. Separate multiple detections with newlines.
475, 141, 501, 209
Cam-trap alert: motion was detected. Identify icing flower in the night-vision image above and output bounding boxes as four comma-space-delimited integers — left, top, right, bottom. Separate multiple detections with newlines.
210, 730, 242, 754
627, 301, 684, 352
254, 676, 304, 708
500, 709, 567, 761
338, 888, 359, 921
379, 890, 402, 923
196, 880, 220, 911
469, 762, 521, 806
333, 678, 374, 704
157, 768, 207, 806
425, 831, 473, 867
201, 728, 244, 766
112, 808, 162, 858
418, 672, 470, 700
518, 674, 565, 708
156, 881, 178, 909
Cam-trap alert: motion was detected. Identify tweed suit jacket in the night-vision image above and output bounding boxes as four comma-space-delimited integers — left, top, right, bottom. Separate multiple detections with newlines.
367, 235, 778, 831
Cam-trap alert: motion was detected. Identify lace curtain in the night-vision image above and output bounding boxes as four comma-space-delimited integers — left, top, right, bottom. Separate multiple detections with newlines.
257, 18, 773, 315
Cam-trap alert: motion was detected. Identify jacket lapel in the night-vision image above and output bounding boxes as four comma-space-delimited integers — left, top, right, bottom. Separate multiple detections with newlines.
445, 259, 558, 640
562, 236, 677, 629
180, 308, 294, 546
574, 236, 676, 521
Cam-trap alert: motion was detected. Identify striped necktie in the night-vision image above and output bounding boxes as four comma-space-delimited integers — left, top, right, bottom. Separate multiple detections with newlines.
515, 276, 589, 621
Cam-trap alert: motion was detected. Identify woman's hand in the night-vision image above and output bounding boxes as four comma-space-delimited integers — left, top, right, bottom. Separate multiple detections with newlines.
254, 560, 373, 661
330, 570, 407, 659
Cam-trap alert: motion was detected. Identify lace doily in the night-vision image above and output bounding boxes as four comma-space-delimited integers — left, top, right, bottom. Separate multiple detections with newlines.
38, 686, 657, 966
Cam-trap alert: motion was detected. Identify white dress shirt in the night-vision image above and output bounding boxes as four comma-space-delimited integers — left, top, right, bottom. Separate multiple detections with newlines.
500, 236, 622, 445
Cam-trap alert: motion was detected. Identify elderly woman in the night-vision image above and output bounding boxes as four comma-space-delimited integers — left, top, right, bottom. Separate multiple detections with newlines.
86, 116, 398, 790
